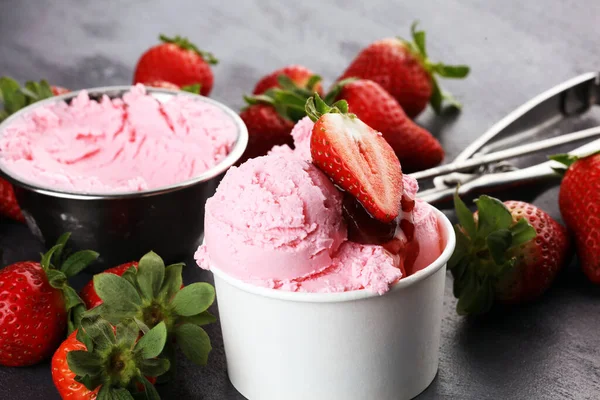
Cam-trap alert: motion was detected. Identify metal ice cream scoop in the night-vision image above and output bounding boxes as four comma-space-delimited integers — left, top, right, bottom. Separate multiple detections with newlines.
412, 71, 600, 206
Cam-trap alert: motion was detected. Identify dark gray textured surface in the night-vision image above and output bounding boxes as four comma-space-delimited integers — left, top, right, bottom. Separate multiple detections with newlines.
1, 0, 600, 399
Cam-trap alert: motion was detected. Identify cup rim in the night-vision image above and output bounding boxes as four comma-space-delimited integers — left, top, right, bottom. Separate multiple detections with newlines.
209, 207, 456, 303
0, 85, 249, 200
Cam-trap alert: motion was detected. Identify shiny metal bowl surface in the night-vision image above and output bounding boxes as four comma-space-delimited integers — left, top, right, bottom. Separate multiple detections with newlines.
0, 86, 248, 271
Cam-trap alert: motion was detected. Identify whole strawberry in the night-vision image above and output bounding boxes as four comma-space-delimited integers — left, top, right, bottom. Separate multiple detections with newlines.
449, 194, 571, 315
52, 331, 100, 400
240, 104, 295, 162
338, 22, 469, 117
0, 178, 23, 222
85, 251, 217, 370
305, 94, 403, 223
240, 74, 322, 162
0, 233, 98, 366
253, 65, 323, 96
133, 34, 218, 96
551, 152, 600, 283
328, 78, 443, 172
52, 319, 168, 399
80, 261, 139, 309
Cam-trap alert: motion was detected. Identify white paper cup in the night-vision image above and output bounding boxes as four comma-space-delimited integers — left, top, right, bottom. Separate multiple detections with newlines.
210, 209, 456, 400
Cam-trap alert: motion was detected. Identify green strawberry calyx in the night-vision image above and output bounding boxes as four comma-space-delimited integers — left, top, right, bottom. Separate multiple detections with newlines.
68, 317, 169, 400
448, 193, 536, 316
243, 74, 323, 122
322, 77, 358, 106
41, 232, 99, 333
0, 76, 56, 122
305, 93, 354, 122
159, 34, 219, 65
84, 251, 216, 370
181, 83, 202, 94
549, 150, 600, 175
398, 21, 470, 114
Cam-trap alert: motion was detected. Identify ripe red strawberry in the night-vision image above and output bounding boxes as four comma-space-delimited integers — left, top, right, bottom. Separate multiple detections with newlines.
551, 152, 600, 283
0, 178, 24, 222
449, 194, 571, 315
338, 22, 469, 117
330, 79, 443, 172
51, 85, 70, 96
253, 65, 323, 96
133, 34, 218, 96
52, 331, 100, 400
0, 235, 98, 366
305, 94, 403, 223
85, 252, 216, 369
52, 321, 166, 400
80, 262, 138, 309
141, 80, 180, 90
239, 104, 295, 162
240, 73, 324, 162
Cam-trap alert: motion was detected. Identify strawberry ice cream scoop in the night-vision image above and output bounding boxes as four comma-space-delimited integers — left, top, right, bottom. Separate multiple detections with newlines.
406, 200, 446, 275
0, 84, 237, 194
269, 116, 313, 160
198, 155, 347, 282
196, 154, 407, 294
287, 241, 402, 294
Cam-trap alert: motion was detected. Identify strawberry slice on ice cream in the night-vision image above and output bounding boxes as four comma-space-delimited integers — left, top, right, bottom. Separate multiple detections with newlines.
305, 93, 403, 223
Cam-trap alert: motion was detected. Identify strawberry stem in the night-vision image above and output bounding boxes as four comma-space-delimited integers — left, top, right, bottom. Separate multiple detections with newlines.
40, 233, 99, 333
323, 77, 357, 105
68, 317, 169, 396
159, 34, 218, 65
305, 93, 351, 122
84, 252, 216, 369
398, 21, 470, 114
242, 74, 322, 122
181, 83, 202, 94
549, 150, 600, 172
448, 193, 536, 316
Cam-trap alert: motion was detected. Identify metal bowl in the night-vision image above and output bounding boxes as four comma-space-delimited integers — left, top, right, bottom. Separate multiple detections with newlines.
0, 86, 248, 271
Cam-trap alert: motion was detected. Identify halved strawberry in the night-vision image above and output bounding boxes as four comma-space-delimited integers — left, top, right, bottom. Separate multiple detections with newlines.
305, 94, 403, 223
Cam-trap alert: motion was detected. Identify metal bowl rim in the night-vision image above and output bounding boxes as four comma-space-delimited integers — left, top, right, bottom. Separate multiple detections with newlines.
0, 85, 248, 200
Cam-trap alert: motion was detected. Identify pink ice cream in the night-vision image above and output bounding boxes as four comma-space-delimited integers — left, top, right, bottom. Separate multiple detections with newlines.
269, 116, 313, 160
0, 84, 238, 193
199, 155, 346, 283
288, 242, 403, 294
408, 200, 445, 274
196, 155, 403, 294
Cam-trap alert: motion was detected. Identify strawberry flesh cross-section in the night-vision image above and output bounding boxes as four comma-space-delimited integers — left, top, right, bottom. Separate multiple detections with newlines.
305, 94, 418, 272
305, 94, 403, 223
